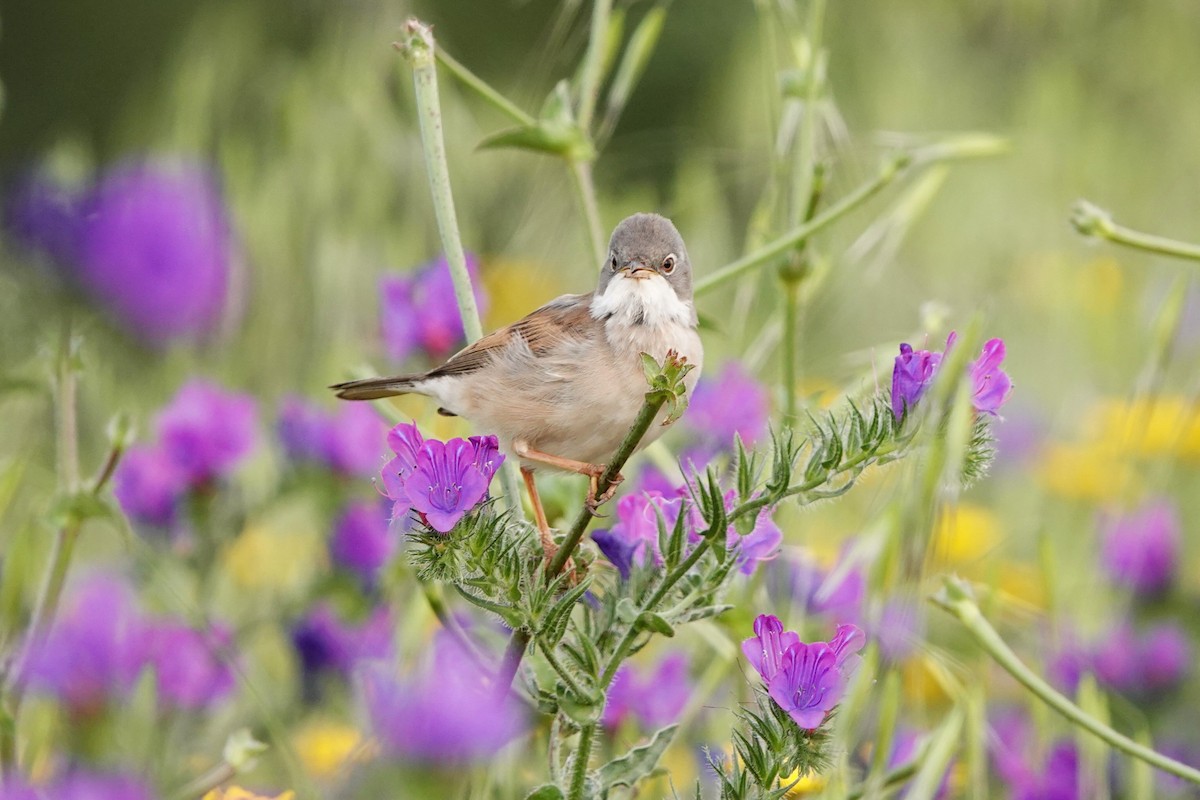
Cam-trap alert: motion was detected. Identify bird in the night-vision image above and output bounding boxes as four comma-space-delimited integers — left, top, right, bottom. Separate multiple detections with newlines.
331, 213, 703, 565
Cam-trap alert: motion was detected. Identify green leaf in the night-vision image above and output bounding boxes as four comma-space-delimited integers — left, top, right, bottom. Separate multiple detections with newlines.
476, 124, 590, 159
636, 611, 675, 637
525, 786, 565, 800
596, 724, 679, 790
600, 5, 667, 135
640, 352, 662, 384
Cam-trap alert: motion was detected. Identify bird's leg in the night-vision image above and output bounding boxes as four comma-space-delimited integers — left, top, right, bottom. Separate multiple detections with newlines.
512, 441, 624, 513
521, 465, 579, 580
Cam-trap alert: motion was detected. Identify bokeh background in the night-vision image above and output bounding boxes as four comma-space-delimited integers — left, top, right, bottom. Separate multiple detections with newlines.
3, 0, 1200, 796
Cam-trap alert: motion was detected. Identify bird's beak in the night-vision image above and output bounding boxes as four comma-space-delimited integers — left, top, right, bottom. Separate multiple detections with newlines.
619, 260, 654, 279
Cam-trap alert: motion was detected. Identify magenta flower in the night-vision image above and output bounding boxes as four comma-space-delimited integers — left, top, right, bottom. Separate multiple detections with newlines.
1099, 500, 1180, 596
380, 422, 504, 533
688, 362, 770, 448
380, 255, 488, 363
405, 439, 489, 532
990, 711, 1085, 800
21, 574, 147, 714
742, 614, 801, 683
112, 443, 187, 527
142, 621, 235, 710
330, 501, 397, 582
363, 633, 524, 762
0, 770, 155, 800
278, 397, 387, 478
604, 653, 691, 730
76, 160, 236, 345
742, 614, 864, 730
156, 380, 258, 485
890, 332, 1013, 420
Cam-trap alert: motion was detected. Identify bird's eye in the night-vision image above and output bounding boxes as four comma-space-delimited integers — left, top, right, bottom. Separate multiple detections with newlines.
662, 254, 677, 274
610, 253, 619, 272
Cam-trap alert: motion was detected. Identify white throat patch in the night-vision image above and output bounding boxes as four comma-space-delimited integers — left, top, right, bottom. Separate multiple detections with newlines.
589, 273, 693, 329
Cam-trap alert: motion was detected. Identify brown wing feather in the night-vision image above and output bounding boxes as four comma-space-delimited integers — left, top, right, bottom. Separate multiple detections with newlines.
425, 293, 594, 379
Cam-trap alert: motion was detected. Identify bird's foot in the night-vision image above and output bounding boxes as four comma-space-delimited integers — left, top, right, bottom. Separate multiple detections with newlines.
586, 468, 624, 515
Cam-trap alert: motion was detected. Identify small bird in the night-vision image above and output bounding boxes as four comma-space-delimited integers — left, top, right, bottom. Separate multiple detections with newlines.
332, 213, 703, 563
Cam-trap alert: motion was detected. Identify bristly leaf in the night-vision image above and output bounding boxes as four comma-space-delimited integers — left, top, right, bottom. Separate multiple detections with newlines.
525, 785, 565, 800
596, 724, 679, 790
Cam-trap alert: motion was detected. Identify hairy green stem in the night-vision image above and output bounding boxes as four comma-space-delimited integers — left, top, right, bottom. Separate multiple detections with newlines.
1072, 200, 1200, 262
568, 536, 714, 800
934, 576, 1200, 786
566, 722, 596, 800
401, 18, 525, 512
696, 153, 909, 294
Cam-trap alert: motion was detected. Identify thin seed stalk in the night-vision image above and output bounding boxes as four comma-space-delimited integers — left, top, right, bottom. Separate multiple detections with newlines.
400, 19, 526, 512
934, 576, 1200, 786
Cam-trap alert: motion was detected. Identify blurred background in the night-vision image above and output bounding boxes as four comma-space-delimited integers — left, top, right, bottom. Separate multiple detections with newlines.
3, 0, 1200, 794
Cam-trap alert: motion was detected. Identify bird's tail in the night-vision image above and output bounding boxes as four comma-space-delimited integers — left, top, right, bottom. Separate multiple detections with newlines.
329, 375, 422, 401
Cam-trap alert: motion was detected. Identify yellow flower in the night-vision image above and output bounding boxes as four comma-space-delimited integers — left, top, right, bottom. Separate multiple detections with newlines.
781, 769, 828, 796
293, 720, 365, 779
932, 503, 1001, 565
202, 788, 295, 800
1037, 440, 1135, 501
222, 505, 325, 592
1085, 396, 1200, 460
482, 259, 563, 330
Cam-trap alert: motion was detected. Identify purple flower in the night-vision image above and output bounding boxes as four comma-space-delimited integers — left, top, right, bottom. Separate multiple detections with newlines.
1140, 623, 1192, 691
292, 604, 394, 681
742, 614, 801, 683
1078, 620, 1192, 696
380, 255, 488, 363
330, 501, 396, 582
595, 485, 780, 579
1, 770, 155, 800
21, 574, 147, 714
76, 160, 236, 344
113, 443, 187, 527
990, 713, 1085, 800
891, 343, 943, 420
363, 633, 524, 762
278, 397, 386, 478
1100, 500, 1180, 596
380, 422, 425, 517
871, 599, 925, 662
591, 491, 682, 578
3, 171, 83, 265
765, 549, 865, 621
969, 338, 1013, 415
743, 615, 864, 730
687, 362, 770, 448
142, 621, 235, 710
156, 380, 258, 485
887, 728, 952, 799
891, 332, 1013, 420
405, 439, 491, 533
604, 653, 691, 730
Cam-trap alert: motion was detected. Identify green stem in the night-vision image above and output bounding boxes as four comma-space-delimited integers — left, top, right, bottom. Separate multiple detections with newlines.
401, 19, 527, 514
1072, 200, 1200, 262
545, 390, 669, 579
933, 576, 1200, 787
170, 763, 235, 800
433, 48, 535, 127
569, 159, 606, 265
781, 277, 800, 426
696, 154, 909, 295
576, 0, 613, 134
566, 721, 596, 800
400, 19, 484, 344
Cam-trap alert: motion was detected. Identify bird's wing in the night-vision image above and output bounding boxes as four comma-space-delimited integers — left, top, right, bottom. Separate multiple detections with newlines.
425, 293, 595, 379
